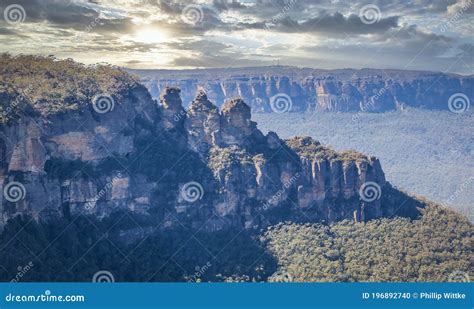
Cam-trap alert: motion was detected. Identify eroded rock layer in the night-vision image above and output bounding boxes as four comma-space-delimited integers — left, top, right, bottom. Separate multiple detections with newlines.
133, 66, 473, 112
0, 83, 422, 232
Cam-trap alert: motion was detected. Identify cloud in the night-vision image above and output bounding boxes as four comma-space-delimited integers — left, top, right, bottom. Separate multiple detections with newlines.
0, 0, 98, 26
0, 28, 23, 36
171, 54, 272, 68
262, 12, 400, 35
0, 0, 471, 74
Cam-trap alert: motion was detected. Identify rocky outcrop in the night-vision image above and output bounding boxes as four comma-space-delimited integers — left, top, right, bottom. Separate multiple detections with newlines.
185, 90, 221, 154
0, 70, 423, 234
0, 82, 160, 227
133, 66, 474, 112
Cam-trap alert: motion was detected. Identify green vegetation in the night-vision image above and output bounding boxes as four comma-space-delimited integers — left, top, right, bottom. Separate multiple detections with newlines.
0, 213, 275, 282
263, 203, 473, 282
207, 145, 253, 173
0, 53, 141, 123
254, 110, 474, 218
285, 136, 368, 163
0, 202, 471, 282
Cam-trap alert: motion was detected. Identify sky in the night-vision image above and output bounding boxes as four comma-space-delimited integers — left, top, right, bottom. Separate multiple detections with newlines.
0, 0, 472, 74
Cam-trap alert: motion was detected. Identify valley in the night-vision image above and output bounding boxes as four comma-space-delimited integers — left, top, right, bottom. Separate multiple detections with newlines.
253, 109, 474, 220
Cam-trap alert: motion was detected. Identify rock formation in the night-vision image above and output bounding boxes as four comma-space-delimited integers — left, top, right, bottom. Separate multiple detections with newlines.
1, 78, 423, 234
132, 66, 473, 112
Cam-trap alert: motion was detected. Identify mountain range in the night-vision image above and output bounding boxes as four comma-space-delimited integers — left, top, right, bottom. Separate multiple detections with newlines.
130, 66, 474, 113
0, 54, 471, 282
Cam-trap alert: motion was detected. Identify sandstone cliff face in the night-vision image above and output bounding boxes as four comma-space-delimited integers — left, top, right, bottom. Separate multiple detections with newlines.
134, 67, 473, 112
0, 84, 159, 227
0, 83, 422, 233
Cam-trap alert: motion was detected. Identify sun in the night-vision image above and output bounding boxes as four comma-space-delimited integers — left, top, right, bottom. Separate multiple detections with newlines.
132, 27, 169, 44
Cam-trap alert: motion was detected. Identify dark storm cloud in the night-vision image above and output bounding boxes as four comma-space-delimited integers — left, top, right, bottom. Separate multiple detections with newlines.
0, 0, 99, 26
303, 25, 455, 57
0, 0, 135, 34
262, 12, 400, 35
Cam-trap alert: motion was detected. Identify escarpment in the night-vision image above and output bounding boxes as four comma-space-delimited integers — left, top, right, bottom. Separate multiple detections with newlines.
134, 66, 474, 113
0, 57, 424, 235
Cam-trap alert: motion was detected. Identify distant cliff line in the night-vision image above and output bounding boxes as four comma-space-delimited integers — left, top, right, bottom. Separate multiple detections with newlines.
129, 66, 473, 113
0, 55, 424, 233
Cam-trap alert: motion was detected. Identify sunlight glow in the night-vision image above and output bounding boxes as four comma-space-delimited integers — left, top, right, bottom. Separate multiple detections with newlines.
132, 28, 169, 44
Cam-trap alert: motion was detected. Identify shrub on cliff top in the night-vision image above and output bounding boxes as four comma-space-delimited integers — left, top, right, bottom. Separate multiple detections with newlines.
286, 136, 368, 163
0, 53, 140, 123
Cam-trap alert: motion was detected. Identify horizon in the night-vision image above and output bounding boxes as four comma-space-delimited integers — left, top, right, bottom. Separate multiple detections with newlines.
124, 63, 471, 76
4, 52, 471, 77
0, 0, 472, 75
